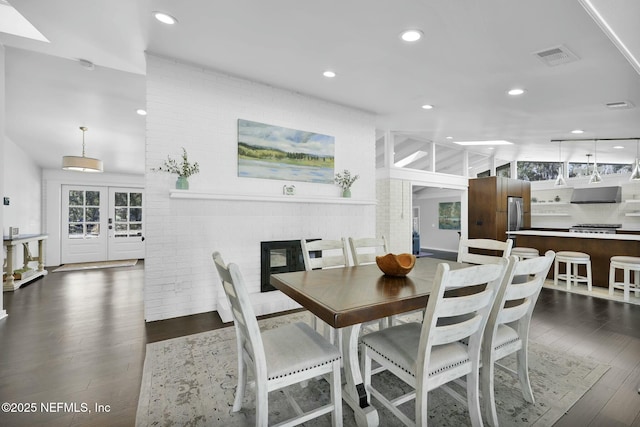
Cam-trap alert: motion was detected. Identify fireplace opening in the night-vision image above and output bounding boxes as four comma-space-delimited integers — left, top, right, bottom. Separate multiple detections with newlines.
261, 239, 319, 292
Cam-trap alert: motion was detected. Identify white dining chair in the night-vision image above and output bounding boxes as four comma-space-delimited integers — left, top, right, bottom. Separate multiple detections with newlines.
348, 236, 388, 266
348, 236, 397, 330
301, 238, 350, 344
213, 251, 343, 427
360, 258, 509, 427
457, 238, 513, 265
301, 238, 350, 270
480, 251, 555, 427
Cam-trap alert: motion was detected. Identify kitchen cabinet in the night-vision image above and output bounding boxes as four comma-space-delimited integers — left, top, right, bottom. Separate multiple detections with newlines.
468, 176, 531, 241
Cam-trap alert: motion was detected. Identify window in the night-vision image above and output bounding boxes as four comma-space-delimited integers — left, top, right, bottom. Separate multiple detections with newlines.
496, 163, 511, 178
517, 161, 561, 181
568, 162, 632, 178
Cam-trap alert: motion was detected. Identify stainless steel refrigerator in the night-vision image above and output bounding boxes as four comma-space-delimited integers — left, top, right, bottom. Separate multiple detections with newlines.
507, 196, 524, 233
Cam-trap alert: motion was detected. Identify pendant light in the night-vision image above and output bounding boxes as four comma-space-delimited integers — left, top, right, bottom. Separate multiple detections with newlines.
589, 140, 602, 184
630, 139, 640, 181
62, 126, 103, 172
554, 140, 567, 186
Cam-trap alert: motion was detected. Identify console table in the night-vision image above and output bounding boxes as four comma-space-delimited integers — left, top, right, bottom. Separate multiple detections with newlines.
3, 234, 48, 291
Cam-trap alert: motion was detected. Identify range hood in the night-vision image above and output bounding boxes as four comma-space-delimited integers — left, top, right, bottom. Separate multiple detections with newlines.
570, 186, 622, 204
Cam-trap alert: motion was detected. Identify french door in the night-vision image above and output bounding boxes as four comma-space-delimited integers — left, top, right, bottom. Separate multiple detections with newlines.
61, 186, 145, 264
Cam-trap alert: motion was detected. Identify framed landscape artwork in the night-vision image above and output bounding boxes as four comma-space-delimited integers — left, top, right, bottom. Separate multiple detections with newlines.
438, 201, 461, 230
237, 119, 335, 183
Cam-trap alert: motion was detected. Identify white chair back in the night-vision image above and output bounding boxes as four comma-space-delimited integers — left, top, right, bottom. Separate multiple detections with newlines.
457, 238, 513, 265
213, 251, 343, 425
416, 259, 508, 423
348, 236, 388, 266
301, 238, 349, 270
481, 250, 555, 426
213, 252, 266, 382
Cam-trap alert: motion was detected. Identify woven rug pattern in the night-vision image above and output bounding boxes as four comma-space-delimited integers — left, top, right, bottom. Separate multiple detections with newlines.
136, 311, 608, 426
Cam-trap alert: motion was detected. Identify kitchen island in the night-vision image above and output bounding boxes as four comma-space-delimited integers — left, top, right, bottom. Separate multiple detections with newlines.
509, 230, 640, 288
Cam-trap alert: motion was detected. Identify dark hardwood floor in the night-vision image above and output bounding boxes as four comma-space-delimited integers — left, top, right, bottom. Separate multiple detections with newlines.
0, 260, 639, 426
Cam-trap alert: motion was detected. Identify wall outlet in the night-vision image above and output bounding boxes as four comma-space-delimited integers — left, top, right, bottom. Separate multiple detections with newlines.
9, 227, 19, 238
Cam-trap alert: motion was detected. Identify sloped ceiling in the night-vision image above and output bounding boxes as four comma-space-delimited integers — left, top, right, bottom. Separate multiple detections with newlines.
1, 0, 639, 175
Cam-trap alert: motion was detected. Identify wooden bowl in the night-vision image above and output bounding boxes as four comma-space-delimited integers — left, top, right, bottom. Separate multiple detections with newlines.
375, 253, 416, 277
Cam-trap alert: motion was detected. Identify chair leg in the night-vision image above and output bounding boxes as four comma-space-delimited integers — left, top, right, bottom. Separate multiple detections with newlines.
481, 354, 499, 427
586, 261, 592, 291
635, 270, 640, 297
255, 381, 269, 427
554, 259, 559, 287
233, 346, 247, 412
330, 360, 342, 427
516, 343, 534, 403
466, 366, 483, 427
415, 378, 430, 427
361, 345, 373, 406
624, 268, 630, 302
609, 264, 616, 296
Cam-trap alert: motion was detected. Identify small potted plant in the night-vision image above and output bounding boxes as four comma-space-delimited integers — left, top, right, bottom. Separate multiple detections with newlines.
152, 147, 200, 189
334, 169, 359, 198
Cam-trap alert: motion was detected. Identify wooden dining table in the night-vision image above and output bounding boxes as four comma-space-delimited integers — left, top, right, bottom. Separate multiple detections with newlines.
270, 256, 470, 427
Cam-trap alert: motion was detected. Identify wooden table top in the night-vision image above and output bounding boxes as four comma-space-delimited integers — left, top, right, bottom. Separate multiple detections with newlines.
270, 257, 469, 328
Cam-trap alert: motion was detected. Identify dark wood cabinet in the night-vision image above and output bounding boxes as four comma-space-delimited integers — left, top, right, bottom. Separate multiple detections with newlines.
468, 176, 531, 241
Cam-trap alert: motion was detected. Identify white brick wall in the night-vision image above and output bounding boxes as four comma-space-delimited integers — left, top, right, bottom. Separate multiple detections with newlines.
376, 178, 412, 253
145, 55, 377, 322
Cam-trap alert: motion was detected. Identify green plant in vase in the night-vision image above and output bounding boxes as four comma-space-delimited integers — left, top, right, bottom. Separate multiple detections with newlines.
335, 169, 359, 198
152, 147, 200, 189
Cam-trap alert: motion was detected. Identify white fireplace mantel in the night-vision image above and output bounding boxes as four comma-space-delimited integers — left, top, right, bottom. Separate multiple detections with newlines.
169, 190, 377, 205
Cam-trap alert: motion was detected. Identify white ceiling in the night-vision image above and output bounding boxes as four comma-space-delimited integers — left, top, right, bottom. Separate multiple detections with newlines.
2, 0, 639, 175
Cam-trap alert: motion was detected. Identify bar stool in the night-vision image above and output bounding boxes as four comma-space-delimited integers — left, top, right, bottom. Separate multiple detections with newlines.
554, 251, 592, 291
511, 247, 539, 260
609, 256, 640, 302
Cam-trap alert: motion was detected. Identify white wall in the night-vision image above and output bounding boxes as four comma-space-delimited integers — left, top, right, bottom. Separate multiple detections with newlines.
42, 169, 144, 266
414, 192, 464, 252
3, 137, 42, 269
1, 45, 6, 320
144, 55, 377, 322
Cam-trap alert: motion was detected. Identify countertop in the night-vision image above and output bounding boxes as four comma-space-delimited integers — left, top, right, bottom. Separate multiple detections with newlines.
509, 230, 640, 241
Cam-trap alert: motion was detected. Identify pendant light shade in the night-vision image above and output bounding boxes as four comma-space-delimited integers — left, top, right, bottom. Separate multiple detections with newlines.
62, 127, 103, 172
554, 141, 567, 187
630, 139, 640, 181
589, 140, 602, 184
554, 166, 567, 186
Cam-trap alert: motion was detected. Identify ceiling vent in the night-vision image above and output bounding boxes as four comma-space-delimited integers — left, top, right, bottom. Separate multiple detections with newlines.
605, 100, 635, 110
533, 44, 579, 67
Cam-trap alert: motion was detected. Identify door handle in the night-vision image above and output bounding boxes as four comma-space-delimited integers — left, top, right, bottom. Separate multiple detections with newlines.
141, 236, 145, 242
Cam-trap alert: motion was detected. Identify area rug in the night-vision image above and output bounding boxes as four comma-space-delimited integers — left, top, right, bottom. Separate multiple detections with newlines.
53, 259, 138, 272
136, 311, 609, 427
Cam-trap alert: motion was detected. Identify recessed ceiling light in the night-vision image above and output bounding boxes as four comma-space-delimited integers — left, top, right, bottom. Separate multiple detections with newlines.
507, 88, 526, 96
421, 104, 434, 110
613, 145, 624, 149
571, 129, 585, 134
452, 140, 513, 146
136, 109, 147, 116
400, 29, 423, 42
323, 70, 336, 78
153, 11, 178, 25
487, 147, 495, 150
445, 136, 453, 140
